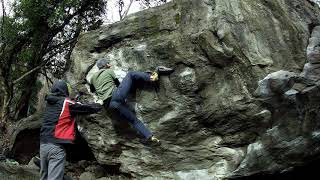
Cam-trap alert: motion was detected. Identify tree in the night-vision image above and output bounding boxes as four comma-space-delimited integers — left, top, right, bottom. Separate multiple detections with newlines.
138, 0, 168, 8
0, 0, 105, 132
0, 0, 171, 133
117, 0, 134, 20
113, 0, 168, 21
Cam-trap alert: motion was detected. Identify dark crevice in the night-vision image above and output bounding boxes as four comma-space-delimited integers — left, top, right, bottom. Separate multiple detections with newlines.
64, 132, 96, 162
307, 22, 317, 36
10, 128, 40, 164
232, 158, 320, 180
174, 61, 195, 68
84, 62, 97, 80
200, 48, 223, 68
10, 128, 96, 164
306, 0, 316, 7
211, 30, 224, 45
91, 35, 131, 53
101, 164, 133, 178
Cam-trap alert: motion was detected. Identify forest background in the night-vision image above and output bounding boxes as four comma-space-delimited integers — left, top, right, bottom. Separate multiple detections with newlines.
0, 0, 168, 139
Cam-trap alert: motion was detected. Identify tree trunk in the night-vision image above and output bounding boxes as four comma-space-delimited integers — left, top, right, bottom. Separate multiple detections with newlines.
0, 94, 8, 131
0, 93, 11, 133
14, 74, 37, 120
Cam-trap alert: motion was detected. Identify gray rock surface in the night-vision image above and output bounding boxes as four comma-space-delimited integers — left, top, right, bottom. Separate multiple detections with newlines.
80, 172, 96, 180
0, 162, 39, 180
4, 0, 320, 179
233, 25, 320, 178
65, 0, 320, 179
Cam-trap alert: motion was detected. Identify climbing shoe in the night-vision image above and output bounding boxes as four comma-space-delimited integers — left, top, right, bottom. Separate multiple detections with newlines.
150, 71, 159, 81
155, 66, 174, 75
145, 136, 161, 146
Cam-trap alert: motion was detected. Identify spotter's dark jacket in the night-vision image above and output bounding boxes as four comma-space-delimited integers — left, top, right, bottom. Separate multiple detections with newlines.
40, 80, 101, 144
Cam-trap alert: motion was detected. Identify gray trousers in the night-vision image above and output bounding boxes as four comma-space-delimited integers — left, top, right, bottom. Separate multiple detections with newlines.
40, 143, 66, 180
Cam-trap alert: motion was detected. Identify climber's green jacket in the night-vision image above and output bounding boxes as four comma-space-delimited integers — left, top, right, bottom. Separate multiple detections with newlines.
90, 68, 117, 101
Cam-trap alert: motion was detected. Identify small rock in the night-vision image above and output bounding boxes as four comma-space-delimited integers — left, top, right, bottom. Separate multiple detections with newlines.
27, 156, 40, 169
85, 165, 105, 178
79, 172, 95, 180
78, 160, 89, 169
5, 159, 19, 165
96, 177, 111, 180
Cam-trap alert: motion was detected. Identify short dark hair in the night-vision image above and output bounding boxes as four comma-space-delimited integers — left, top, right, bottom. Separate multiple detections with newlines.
96, 58, 109, 69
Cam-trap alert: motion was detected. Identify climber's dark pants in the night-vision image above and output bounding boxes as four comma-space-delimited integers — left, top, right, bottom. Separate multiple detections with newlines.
104, 71, 153, 139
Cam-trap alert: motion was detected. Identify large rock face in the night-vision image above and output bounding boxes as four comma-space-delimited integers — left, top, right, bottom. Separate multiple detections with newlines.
65, 0, 320, 179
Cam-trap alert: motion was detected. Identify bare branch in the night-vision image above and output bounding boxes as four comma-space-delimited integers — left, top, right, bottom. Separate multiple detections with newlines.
122, 0, 134, 19
0, 0, 6, 46
44, 48, 65, 62
13, 56, 54, 85
118, 0, 124, 20
13, 65, 42, 85
51, 0, 92, 35
45, 35, 78, 53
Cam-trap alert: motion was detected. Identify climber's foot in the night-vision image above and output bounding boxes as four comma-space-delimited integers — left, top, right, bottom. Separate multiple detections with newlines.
150, 71, 159, 81
145, 136, 161, 146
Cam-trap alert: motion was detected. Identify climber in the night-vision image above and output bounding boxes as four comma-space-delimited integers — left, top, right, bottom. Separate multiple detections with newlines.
89, 58, 174, 145
39, 80, 102, 180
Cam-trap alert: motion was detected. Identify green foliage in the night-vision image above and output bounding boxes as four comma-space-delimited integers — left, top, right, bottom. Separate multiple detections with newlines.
1, 17, 23, 44
0, 0, 105, 122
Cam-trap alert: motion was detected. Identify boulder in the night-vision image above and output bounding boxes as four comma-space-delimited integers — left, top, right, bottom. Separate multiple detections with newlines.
66, 0, 320, 179
5, 0, 320, 179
